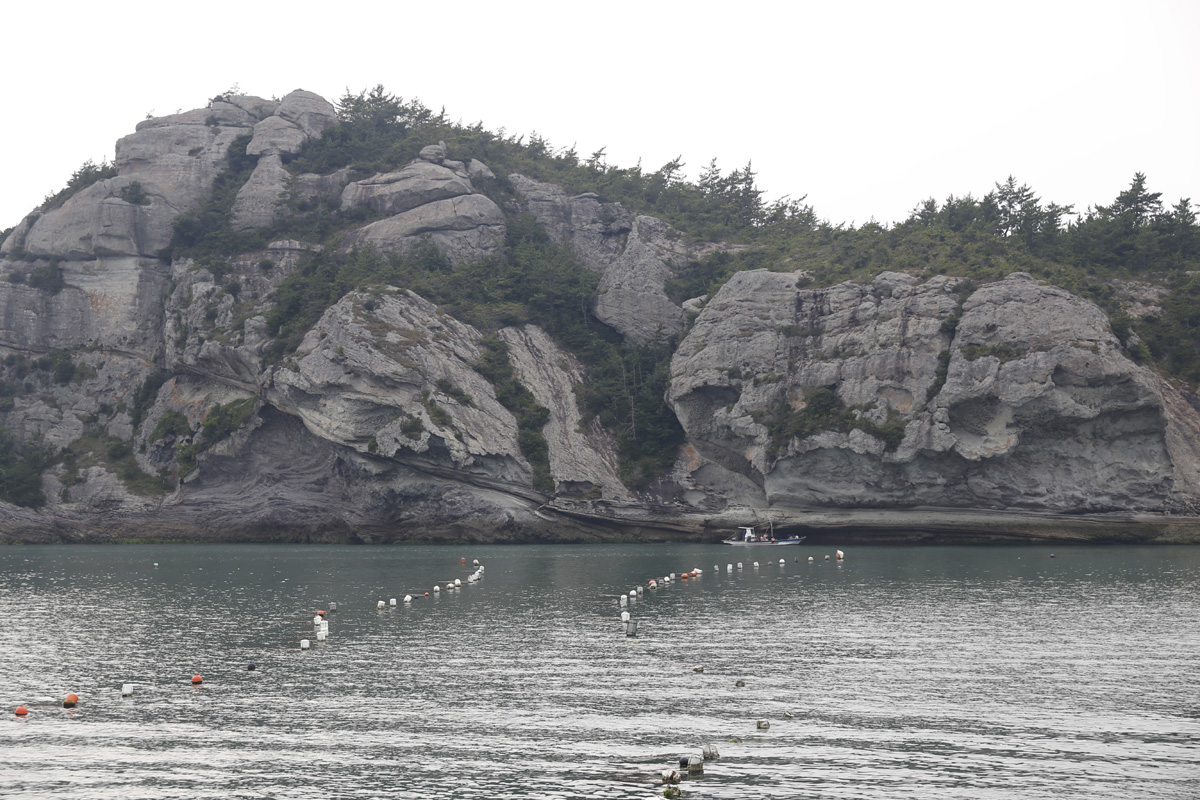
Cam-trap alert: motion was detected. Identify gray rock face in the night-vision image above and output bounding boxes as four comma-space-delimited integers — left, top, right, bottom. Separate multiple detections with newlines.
509, 174, 631, 271
510, 174, 703, 344
345, 194, 506, 266
340, 161, 475, 216
231, 154, 290, 231
593, 215, 687, 343
499, 325, 629, 500
669, 270, 1196, 513
269, 288, 530, 485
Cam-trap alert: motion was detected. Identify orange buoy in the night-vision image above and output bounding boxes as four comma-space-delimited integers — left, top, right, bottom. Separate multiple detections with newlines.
15, 705, 29, 716
317, 610, 325, 616
461, 557, 466, 565
63, 693, 79, 708
191, 674, 203, 685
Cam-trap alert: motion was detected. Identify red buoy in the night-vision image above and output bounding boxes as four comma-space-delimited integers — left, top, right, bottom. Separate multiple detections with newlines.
63, 693, 79, 708
191, 674, 203, 685
317, 610, 325, 616
15, 705, 29, 716
461, 557, 466, 565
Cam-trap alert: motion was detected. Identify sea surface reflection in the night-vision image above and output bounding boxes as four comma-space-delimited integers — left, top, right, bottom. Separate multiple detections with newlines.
1, 543, 1197, 798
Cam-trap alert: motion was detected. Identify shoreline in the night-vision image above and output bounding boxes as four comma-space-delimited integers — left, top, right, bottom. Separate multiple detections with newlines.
1, 504, 1199, 544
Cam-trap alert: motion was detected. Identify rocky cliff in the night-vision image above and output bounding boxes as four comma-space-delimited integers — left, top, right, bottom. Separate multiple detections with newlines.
2, 91, 1198, 543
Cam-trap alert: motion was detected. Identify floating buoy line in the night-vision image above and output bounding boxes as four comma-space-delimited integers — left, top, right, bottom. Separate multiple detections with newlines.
11, 555, 494, 718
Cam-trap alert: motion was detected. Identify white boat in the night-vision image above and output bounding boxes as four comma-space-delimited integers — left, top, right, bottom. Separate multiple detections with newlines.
721, 527, 805, 546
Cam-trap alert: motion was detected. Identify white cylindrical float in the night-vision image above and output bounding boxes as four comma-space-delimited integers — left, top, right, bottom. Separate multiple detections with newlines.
636, 586, 644, 596
738, 562, 743, 570
121, 683, 134, 697
300, 639, 311, 650
727, 564, 733, 572
313, 615, 323, 625
702, 743, 720, 761
753, 561, 760, 568
389, 598, 397, 606
619, 595, 628, 607
316, 629, 327, 641
620, 610, 630, 623
377, 600, 386, 609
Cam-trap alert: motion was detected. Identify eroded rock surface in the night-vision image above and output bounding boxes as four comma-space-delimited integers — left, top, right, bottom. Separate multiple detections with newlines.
669, 271, 1197, 512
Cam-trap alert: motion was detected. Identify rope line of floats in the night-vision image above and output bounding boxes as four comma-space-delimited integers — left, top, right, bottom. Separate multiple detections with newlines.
10, 548, 847, 797
617, 548, 845, 793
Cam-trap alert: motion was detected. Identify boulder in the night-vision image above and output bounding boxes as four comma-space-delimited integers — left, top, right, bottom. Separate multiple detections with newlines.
340, 161, 475, 217
346, 194, 506, 266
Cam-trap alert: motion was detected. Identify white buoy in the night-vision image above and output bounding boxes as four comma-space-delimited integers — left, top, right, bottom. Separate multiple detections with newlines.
636, 586, 644, 596
738, 562, 743, 570
808, 556, 815, 563
753, 561, 760, 568
780, 558, 786, 565
404, 595, 413, 603
714, 564, 720, 571
629, 589, 637, 598
300, 639, 311, 650
473, 559, 480, 566
836, 550, 844, 560
153, 563, 159, 567
702, 743, 720, 761
316, 629, 327, 641
320, 620, 329, 632
670, 573, 677, 580
121, 683, 134, 697
620, 595, 628, 607
825, 554, 830, 561
377, 600, 386, 609
757, 720, 770, 729
648, 580, 658, 590
389, 598, 397, 606
313, 615, 323, 625
433, 585, 440, 593
454, 578, 462, 587
686, 755, 704, 773
621, 610, 630, 623
727, 564, 733, 572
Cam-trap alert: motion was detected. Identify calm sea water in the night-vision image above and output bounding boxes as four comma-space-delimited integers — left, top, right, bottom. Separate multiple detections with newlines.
0, 542, 1196, 799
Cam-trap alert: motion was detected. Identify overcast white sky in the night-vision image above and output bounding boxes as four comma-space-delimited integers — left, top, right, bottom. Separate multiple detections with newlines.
3, 0, 1196, 232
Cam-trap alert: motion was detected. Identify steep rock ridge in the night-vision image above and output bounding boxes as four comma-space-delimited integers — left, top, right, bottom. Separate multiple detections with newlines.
498, 325, 629, 500
340, 145, 506, 266
268, 288, 530, 486
509, 175, 687, 343
508, 174, 632, 270
669, 270, 1197, 513
231, 90, 338, 230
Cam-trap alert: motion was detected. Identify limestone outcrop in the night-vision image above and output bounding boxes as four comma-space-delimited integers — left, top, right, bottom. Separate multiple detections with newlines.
669, 270, 1199, 513
2, 90, 1199, 544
